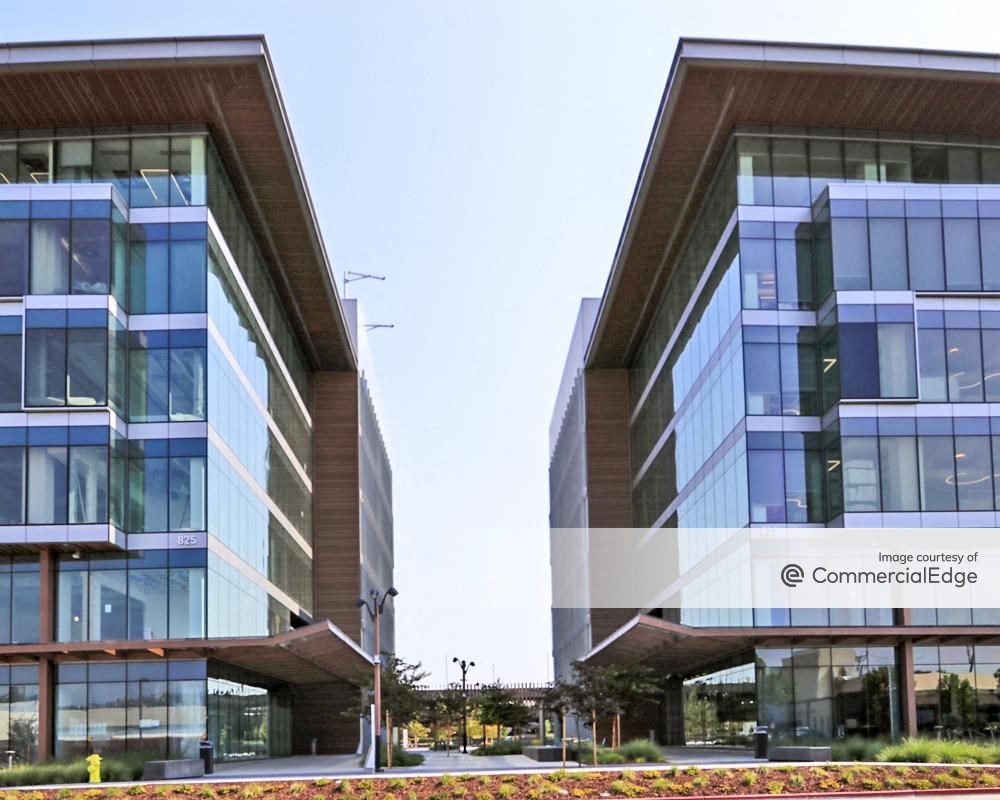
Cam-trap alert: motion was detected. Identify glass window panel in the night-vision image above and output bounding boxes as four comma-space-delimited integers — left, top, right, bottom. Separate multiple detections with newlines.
56, 571, 87, 642
55, 140, 92, 183
130, 138, 170, 208
128, 231, 168, 314
169, 567, 206, 639
809, 139, 844, 201
67, 327, 107, 406
111, 217, 127, 307
878, 323, 917, 398
18, 141, 50, 184
907, 219, 945, 291
93, 138, 130, 198
89, 569, 127, 640
0, 573, 10, 645
749, 449, 785, 523
27, 446, 67, 524
771, 139, 810, 207
55, 683, 87, 759
0, 142, 15, 185
170, 137, 207, 206
955, 436, 993, 511
880, 142, 912, 182
984, 330, 1000, 401
831, 218, 870, 290
944, 218, 982, 291
993, 436, 1000, 513
880, 437, 919, 512
736, 138, 772, 205
168, 679, 206, 759
68, 446, 108, 524
775, 232, 814, 310
842, 437, 880, 512
919, 436, 957, 512
169, 456, 206, 532
844, 140, 878, 182
128, 679, 168, 757
912, 145, 946, 182
779, 340, 817, 415
982, 219, 1000, 291
128, 348, 169, 422
169, 347, 206, 421
918, 328, 947, 401
839, 323, 879, 399
25, 328, 65, 407
869, 218, 908, 290
0, 447, 23, 524
0, 220, 28, 295
10, 571, 38, 644
127, 458, 168, 533
740, 238, 776, 310
744, 342, 781, 414
0, 335, 21, 411
948, 147, 979, 182
946, 328, 984, 402
70, 218, 109, 294
30, 219, 70, 294
88, 681, 126, 755
108, 321, 126, 416
128, 569, 168, 640
169, 239, 207, 313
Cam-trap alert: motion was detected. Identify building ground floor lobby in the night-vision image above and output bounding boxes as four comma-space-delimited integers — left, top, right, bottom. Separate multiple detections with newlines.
584, 614, 1000, 747
0, 622, 371, 763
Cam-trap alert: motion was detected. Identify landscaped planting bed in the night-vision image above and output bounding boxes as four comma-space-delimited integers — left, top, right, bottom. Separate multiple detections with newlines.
6, 765, 1000, 797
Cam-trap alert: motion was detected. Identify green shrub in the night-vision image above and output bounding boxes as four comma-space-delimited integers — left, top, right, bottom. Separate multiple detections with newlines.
496, 787, 514, 799
472, 741, 522, 756
765, 781, 784, 795
830, 736, 889, 762
607, 782, 643, 799
875, 736, 1000, 764
741, 771, 758, 787
614, 740, 663, 764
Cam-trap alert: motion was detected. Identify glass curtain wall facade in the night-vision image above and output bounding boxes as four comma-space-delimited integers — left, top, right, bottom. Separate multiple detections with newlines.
622, 127, 1000, 743
0, 127, 316, 761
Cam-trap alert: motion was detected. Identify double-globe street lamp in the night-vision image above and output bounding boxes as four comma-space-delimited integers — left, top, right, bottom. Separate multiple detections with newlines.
357, 586, 398, 772
452, 657, 475, 753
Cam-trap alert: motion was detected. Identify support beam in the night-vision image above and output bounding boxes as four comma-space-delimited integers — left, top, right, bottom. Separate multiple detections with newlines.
37, 657, 52, 763
663, 676, 685, 746
38, 550, 54, 644
899, 640, 918, 738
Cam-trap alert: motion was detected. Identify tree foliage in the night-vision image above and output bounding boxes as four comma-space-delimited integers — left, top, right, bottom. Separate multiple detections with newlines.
475, 682, 532, 738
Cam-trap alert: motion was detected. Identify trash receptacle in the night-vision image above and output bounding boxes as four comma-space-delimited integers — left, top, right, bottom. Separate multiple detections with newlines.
753, 726, 768, 760
199, 741, 214, 775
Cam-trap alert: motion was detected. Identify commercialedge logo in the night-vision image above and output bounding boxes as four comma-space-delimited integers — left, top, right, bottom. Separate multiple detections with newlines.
780, 563, 804, 588
781, 563, 978, 589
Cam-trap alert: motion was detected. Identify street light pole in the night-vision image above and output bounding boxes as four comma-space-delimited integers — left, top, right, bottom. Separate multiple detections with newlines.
452, 657, 475, 753
358, 586, 398, 772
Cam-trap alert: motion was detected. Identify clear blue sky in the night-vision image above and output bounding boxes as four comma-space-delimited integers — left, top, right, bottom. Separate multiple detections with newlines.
11, 0, 1000, 683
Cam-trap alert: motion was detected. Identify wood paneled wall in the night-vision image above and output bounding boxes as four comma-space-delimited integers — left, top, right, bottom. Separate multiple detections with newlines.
313, 371, 363, 645
582, 369, 636, 644
292, 680, 362, 755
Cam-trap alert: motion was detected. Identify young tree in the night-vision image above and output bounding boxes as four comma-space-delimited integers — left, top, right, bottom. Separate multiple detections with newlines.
543, 679, 576, 767
421, 687, 464, 754
604, 664, 661, 749
565, 662, 615, 766
476, 682, 516, 744
357, 654, 428, 768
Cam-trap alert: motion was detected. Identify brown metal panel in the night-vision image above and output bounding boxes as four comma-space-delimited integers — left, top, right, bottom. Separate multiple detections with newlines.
38, 550, 54, 643
292, 680, 361, 755
37, 657, 52, 763
582, 369, 636, 644
899, 640, 918, 738
312, 371, 363, 645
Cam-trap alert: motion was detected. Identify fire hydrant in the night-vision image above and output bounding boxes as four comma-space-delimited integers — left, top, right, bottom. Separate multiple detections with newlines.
85, 753, 102, 783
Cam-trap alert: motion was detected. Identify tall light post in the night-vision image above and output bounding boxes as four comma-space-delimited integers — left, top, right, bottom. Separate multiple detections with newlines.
452, 657, 475, 753
357, 586, 398, 772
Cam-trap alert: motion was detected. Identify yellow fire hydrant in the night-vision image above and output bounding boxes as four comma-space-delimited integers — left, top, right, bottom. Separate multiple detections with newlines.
85, 753, 102, 784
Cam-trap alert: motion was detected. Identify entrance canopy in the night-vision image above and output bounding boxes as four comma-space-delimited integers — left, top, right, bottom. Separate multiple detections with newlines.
583, 615, 1000, 678
0, 621, 373, 685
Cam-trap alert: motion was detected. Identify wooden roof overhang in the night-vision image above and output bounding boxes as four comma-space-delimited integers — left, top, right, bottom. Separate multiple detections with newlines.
582, 614, 1000, 678
0, 36, 355, 371
589, 38, 1000, 369
0, 620, 372, 685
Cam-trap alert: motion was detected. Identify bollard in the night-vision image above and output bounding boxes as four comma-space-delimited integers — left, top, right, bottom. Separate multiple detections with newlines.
85, 753, 102, 783
5, 750, 13, 769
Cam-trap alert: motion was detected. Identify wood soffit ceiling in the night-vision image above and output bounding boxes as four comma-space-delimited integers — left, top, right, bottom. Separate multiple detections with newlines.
587, 39, 1000, 370
583, 614, 1000, 678
0, 37, 356, 372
